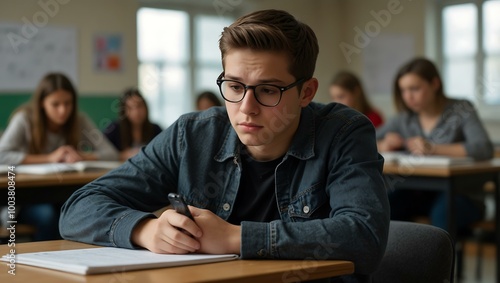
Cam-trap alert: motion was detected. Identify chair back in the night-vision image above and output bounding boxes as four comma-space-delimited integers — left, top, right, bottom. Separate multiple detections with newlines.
372, 220, 455, 283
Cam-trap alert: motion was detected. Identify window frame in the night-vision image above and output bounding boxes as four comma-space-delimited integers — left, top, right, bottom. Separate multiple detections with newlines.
137, 1, 239, 126
437, 0, 500, 121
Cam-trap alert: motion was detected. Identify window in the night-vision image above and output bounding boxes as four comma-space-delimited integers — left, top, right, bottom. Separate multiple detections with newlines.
483, 0, 500, 104
137, 7, 234, 128
440, 0, 500, 108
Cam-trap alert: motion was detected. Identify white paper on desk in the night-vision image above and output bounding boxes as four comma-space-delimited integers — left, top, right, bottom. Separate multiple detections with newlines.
1, 247, 239, 275
381, 152, 474, 167
0, 165, 10, 174
380, 152, 402, 164
14, 161, 122, 174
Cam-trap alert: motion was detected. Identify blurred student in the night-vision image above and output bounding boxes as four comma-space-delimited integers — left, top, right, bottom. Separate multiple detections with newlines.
329, 71, 383, 127
0, 72, 118, 240
376, 57, 494, 231
196, 91, 222, 110
103, 88, 162, 161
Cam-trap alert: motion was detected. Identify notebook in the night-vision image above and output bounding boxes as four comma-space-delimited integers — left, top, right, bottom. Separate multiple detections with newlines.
13, 161, 122, 175
1, 247, 239, 275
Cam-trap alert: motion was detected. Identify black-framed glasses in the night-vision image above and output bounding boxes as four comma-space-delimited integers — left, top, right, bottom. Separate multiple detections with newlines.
216, 72, 308, 107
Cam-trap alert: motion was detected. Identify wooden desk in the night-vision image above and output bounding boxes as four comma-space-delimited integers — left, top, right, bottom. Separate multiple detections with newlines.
0, 171, 108, 205
0, 240, 354, 283
383, 158, 500, 283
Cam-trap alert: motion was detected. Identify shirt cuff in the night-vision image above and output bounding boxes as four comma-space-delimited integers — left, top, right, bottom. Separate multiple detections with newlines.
110, 210, 155, 249
240, 221, 274, 259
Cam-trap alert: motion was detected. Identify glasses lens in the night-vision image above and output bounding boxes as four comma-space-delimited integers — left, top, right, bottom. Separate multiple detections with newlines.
220, 81, 245, 102
255, 85, 281, 106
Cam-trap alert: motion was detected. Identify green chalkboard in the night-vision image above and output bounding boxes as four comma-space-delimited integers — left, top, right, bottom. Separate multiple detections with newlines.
0, 93, 120, 132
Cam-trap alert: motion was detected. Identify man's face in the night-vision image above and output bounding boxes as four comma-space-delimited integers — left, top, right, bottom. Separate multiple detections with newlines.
223, 48, 314, 161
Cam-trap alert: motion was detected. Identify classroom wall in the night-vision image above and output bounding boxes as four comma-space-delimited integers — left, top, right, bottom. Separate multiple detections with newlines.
1, 0, 499, 141
0, 0, 139, 130
0, 0, 139, 93
1, 0, 344, 130
334, 0, 428, 119
332, 0, 500, 142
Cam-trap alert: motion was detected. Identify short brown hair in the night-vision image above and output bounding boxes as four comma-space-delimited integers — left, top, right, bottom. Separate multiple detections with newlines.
393, 57, 446, 113
219, 9, 319, 81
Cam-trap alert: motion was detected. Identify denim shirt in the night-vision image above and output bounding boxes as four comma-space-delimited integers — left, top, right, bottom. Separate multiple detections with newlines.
60, 102, 390, 281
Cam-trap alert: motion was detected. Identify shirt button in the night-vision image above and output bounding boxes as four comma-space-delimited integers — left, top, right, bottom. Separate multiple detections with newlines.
303, 205, 310, 214
223, 203, 231, 211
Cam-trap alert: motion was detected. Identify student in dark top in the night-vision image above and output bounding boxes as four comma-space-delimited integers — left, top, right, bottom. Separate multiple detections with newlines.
103, 88, 162, 161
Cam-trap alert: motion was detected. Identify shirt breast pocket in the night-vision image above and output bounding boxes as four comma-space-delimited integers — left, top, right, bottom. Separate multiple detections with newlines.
288, 183, 329, 222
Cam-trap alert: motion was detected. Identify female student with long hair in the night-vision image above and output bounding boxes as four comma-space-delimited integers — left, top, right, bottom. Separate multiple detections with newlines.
376, 57, 494, 231
103, 88, 161, 161
329, 71, 384, 127
0, 72, 118, 240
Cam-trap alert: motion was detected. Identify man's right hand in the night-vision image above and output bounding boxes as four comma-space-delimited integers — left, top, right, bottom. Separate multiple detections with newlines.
131, 209, 203, 254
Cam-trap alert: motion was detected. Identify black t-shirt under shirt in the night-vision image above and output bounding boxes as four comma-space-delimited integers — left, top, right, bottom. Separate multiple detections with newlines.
227, 149, 282, 225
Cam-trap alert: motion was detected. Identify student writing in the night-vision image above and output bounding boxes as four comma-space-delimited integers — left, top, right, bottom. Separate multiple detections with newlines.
0, 73, 119, 164
0, 72, 118, 241
376, 57, 494, 231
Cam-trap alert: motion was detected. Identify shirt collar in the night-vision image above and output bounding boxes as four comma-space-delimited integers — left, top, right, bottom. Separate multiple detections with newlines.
214, 103, 317, 162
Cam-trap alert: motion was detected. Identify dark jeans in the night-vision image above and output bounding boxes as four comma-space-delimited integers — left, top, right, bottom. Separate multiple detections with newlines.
17, 203, 61, 241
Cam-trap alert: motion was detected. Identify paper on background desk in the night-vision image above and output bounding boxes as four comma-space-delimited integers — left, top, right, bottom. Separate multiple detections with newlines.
0, 165, 11, 174
381, 152, 474, 167
12, 161, 122, 175
1, 247, 239, 275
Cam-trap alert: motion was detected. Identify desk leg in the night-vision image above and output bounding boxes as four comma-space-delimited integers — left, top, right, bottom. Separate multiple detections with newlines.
447, 179, 457, 240
496, 173, 500, 283
448, 178, 459, 281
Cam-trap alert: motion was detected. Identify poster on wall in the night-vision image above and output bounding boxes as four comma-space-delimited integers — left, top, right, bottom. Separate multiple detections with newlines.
93, 33, 123, 72
0, 23, 78, 91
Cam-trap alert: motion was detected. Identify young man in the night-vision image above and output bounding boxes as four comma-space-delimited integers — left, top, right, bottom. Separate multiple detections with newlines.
60, 9, 389, 282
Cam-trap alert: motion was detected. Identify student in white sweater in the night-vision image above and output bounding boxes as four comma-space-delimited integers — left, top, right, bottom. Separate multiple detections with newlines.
0, 72, 118, 240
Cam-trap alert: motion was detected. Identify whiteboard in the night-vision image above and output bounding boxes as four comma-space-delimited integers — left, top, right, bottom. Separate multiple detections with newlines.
0, 23, 78, 91
362, 33, 414, 95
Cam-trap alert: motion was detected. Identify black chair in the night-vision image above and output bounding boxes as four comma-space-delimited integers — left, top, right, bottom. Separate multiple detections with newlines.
373, 221, 455, 283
